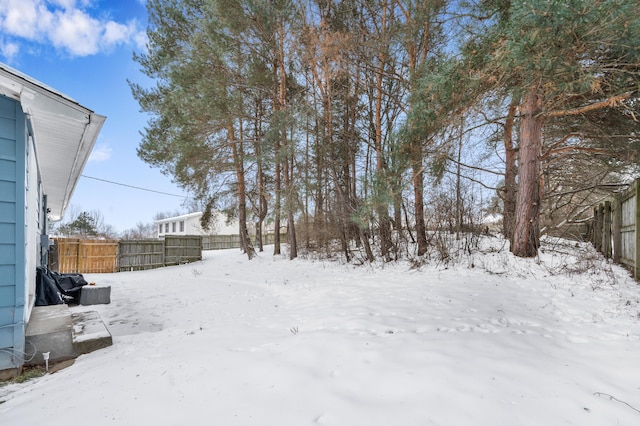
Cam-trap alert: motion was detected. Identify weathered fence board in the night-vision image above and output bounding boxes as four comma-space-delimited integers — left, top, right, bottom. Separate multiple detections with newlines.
620, 189, 636, 267
54, 238, 79, 273
53, 238, 118, 273
164, 235, 202, 265
202, 234, 241, 250
592, 178, 640, 278
118, 240, 164, 272
201, 233, 277, 250
603, 200, 612, 258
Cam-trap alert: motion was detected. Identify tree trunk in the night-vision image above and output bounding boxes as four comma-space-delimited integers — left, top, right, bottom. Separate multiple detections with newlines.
314, 114, 325, 248
283, 135, 298, 259
393, 191, 402, 232
374, 2, 393, 261
304, 108, 311, 250
455, 117, 463, 240
273, 57, 282, 256
252, 99, 267, 252
256, 167, 267, 252
359, 224, 375, 262
512, 86, 544, 257
273, 154, 282, 256
278, 19, 297, 260
403, 3, 430, 257
503, 99, 518, 243
229, 125, 256, 260
412, 158, 428, 255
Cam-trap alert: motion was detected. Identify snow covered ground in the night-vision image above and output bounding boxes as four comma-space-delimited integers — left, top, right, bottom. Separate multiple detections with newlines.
2, 236, 640, 425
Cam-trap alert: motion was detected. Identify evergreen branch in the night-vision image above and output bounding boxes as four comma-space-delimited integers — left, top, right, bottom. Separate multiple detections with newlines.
545, 92, 633, 118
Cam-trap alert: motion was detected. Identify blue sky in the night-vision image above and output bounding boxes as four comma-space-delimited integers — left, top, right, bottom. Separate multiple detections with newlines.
0, 0, 191, 232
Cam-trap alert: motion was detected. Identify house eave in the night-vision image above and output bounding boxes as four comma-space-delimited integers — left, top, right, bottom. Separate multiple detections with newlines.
0, 62, 106, 221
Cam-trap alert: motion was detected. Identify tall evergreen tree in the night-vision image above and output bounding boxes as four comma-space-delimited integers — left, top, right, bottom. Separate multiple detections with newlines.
131, 0, 258, 258
395, 0, 446, 256
450, 0, 640, 257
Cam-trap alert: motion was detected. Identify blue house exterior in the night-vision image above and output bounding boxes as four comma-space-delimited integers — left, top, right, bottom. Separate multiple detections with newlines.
0, 64, 105, 375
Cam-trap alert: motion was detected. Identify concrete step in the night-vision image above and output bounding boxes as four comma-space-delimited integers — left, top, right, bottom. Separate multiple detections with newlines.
25, 305, 74, 366
24, 305, 113, 367
71, 311, 113, 355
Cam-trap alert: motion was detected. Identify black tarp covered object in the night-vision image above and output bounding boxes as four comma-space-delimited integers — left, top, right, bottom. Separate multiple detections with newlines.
35, 267, 89, 305
35, 267, 63, 306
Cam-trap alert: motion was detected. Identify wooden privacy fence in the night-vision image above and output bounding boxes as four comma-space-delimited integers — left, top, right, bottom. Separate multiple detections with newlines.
202, 234, 242, 250
591, 178, 640, 278
118, 235, 203, 271
52, 238, 119, 273
201, 233, 277, 250
52, 235, 203, 274
118, 239, 164, 272
164, 235, 202, 267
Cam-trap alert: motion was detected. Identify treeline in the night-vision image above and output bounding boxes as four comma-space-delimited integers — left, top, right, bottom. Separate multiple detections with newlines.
50, 208, 187, 240
131, 0, 640, 261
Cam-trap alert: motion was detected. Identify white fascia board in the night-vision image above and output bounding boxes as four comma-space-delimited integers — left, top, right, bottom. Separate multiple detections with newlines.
154, 212, 203, 224
0, 63, 106, 221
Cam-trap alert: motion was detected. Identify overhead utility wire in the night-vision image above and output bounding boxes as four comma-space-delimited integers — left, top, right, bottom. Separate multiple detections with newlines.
81, 175, 188, 199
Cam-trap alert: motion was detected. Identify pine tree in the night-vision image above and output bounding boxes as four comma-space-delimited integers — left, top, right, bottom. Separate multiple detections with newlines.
131, 0, 258, 258
454, 0, 640, 257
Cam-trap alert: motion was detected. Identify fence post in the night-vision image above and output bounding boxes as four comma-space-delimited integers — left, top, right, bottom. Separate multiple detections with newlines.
635, 180, 640, 279
612, 196, 622, 263
594, 204, 603, 253
602, 201, 612, 258
591, 207, 597, 247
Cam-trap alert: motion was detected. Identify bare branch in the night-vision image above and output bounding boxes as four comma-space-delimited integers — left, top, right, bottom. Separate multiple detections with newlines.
545, 92, 633, 118
593, 392, 640, 415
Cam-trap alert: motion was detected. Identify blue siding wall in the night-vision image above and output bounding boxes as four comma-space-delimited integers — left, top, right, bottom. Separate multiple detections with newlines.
0, 95, 26, 371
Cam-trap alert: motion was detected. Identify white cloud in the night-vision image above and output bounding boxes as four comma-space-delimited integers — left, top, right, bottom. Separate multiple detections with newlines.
0, 40, 19, 61
49, 8, 102, 55
0, 1, 41, 39
89, 143, 112, 162
132, 28, 148, 51
103, 20, 131, 45
0, 0, 147, 58
49, 0, 88, 8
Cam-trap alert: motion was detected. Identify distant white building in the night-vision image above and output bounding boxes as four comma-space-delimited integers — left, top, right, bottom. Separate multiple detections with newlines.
155, 212, 238, 238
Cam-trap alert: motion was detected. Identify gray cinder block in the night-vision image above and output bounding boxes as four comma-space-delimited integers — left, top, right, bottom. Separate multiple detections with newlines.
79, 285, 111, 305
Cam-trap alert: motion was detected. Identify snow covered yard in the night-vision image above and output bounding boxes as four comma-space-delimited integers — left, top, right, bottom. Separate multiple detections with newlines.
2, 236, 640, 425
